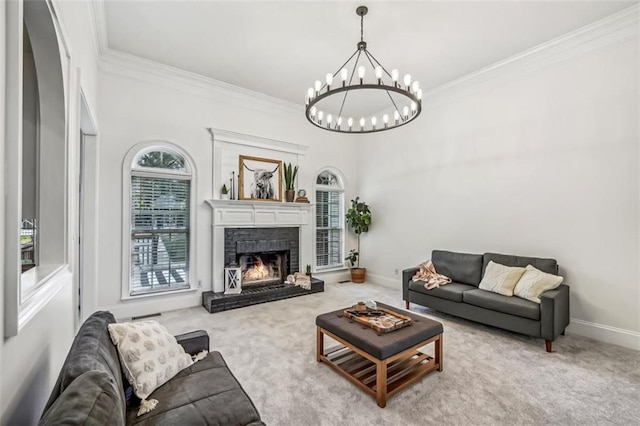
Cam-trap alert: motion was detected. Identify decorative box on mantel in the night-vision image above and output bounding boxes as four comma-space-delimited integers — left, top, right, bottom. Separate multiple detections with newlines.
206, 199, 314, 293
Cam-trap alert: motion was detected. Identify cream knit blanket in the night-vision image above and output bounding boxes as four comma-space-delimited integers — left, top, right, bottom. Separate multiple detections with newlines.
412, 260, 451, 290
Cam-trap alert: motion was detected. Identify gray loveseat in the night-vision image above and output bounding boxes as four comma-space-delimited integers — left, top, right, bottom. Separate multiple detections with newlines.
403, 250, 570, 352
40, 311, 264, 425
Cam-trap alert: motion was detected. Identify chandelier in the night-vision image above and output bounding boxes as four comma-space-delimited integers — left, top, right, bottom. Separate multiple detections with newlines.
305, 5, 422, 134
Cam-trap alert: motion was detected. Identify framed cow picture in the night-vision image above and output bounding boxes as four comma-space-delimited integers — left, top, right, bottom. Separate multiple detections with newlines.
238, 155, 283, 202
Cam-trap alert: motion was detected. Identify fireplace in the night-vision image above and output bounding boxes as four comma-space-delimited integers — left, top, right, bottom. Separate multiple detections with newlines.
225, 227, 299, 288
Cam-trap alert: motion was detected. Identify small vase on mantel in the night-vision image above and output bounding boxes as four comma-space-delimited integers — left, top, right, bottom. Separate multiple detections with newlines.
285, 190, 296, 203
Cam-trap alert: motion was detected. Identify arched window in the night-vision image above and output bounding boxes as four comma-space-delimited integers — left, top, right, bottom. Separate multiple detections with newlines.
126, 145, 194, 297
315, 169, 345, 270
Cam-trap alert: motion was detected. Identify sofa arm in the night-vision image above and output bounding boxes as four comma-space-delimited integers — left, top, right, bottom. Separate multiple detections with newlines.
402, 267, 419, 301
540, 284, 570, 341
175, 330, 209, 355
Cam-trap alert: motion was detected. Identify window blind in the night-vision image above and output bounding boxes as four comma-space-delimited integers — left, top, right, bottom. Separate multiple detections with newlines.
316, 189, 343, 268
130, 175, 190, 295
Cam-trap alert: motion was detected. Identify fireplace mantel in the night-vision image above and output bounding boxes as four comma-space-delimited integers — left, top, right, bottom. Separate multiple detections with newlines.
205, 199, 312, 227
206, 200, 314, 292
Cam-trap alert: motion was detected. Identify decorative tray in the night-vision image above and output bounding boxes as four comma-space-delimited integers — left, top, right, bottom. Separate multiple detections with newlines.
343, 306, 413, 333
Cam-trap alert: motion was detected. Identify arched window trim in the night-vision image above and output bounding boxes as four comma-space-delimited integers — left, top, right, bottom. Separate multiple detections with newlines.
314, 167, 347, 272
131, 146, 191, 177
121, 141, 198, 300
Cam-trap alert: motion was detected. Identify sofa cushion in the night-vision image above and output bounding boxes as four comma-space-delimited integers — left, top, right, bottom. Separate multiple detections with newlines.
463, 289, 540, 320
40, 370, 126, 426
478, 261, 526, 297
432, 250, 484, 286
42, 311, 126, 417
127, 351, 264, 426
409, 281, 476, 302
483, 252, 558, 276
514, 265, 564, 303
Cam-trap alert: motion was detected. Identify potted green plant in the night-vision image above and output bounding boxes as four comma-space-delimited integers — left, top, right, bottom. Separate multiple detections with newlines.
220, 183, 230, 200
305, 264, 312, 277
345, 197, 371, 283
283, 162, 298, 202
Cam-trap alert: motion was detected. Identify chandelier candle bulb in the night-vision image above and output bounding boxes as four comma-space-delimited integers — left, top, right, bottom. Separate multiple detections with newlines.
371, 116, 377, 130
307, 87, 314, 100
348, 117, 353, 131
383, 114, 389, 128
337, 116, 343, 129
403, 106, 409, 119
325, 73, 333, 90
411, 102, 417, 114
359, 117, 365, 131
314, 80, 322, 95
394, 110, 400, 124
327, 114, 333, 129
340, 68, 349, 86
375, 66, 383, 83
403, 74, 412, 90
310, 106, 317, 118
417, 88, 423, 100
358, 66, 366, 84
412, 81, 420, 93
318, 111, 324, 125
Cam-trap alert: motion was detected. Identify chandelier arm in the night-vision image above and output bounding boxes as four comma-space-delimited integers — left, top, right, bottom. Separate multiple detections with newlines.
329, 49, 359, 83
364, 49, 395, 79
335, 50, 363, 125
385, 89, 405, 122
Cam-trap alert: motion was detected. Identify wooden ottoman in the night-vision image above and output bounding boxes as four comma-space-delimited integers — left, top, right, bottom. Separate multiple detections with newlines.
316, 302, 443, 408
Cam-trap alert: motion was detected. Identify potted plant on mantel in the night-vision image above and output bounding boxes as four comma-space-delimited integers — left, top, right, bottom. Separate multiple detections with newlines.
345, 197, 371, 283
220, 184, 230, 200
283, 162, 299, 202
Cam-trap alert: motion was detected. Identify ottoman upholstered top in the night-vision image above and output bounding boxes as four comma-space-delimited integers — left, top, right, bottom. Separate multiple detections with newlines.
316, 302, 443, 360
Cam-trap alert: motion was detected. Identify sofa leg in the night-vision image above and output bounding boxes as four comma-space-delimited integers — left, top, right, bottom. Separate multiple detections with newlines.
545, 340, 552, 353
405, 301, 410, 310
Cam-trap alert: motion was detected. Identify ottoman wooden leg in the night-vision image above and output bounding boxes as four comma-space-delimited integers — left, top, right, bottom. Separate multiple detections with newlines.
435, 334, 443, 372
376, 360, 388, 408
316, 327, 324, 362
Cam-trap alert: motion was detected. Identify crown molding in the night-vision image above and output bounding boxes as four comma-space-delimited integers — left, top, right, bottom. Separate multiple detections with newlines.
98, 47, 301, 115
87, 0, 108, 55
424, 4, 640, 103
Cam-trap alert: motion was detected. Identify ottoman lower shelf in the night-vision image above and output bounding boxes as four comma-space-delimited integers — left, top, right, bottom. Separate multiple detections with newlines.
316, 326, 443, 408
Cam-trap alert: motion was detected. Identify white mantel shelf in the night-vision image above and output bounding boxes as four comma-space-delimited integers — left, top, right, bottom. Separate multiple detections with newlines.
206, 199, 313, 227
207, 199, 314, 292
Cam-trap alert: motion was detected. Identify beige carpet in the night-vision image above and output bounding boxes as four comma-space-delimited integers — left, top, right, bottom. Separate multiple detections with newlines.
154, 282, 640, 425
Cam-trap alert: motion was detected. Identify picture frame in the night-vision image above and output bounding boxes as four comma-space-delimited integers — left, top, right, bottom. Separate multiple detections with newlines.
238, 155, 283, 202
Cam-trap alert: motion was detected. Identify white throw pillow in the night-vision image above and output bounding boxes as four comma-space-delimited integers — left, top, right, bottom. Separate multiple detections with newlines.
514, 264, 564, 303
478, 261, 526, 296
108, 321, 193, 400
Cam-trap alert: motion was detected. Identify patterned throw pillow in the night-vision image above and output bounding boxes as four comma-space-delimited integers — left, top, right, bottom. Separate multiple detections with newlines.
478, 261, 526, 296
514, 264, 564, 303
108, 321, 193, 401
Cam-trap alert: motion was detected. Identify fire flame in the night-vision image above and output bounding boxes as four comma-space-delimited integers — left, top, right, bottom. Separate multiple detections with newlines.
242, 258, 272, 281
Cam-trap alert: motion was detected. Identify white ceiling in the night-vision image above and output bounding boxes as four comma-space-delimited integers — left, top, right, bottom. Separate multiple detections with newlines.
103, 1, 634, 109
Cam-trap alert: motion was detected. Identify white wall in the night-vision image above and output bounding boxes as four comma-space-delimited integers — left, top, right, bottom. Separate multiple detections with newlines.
0, 0, 100, 422
359, 18, 640, 349
94, 58, 358, 318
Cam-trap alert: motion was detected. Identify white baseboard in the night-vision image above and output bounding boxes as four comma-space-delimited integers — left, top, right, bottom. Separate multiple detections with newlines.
366, 273, 401, 290
314, 269, 351, 284
101, 293, 203, 320
567, 319, 640, 351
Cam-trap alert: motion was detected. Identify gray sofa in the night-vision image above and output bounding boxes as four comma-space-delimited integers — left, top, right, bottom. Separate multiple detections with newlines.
403, 250, 570, 352
40, 311, 264, 425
